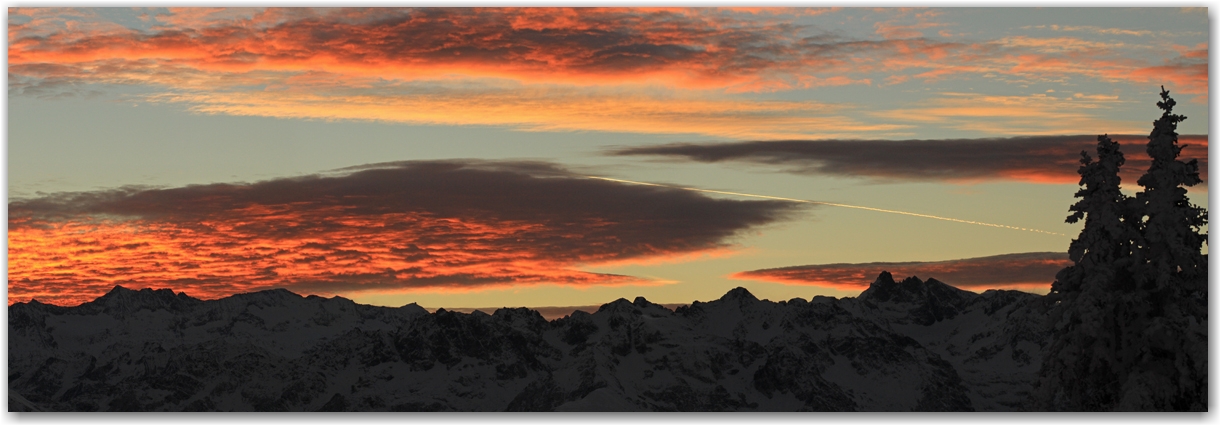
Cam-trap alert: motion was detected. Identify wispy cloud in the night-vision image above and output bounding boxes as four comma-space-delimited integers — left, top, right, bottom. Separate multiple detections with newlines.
873, 9, 946, 39
138, 85, 905, 139
611, 134, 1208, 186
1021, 24, 1185, 38
732, 252, 1072, 292
871, 92, 1146, 135
9, 160, 801, 306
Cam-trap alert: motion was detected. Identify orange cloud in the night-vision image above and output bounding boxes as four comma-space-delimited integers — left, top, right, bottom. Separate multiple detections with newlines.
9, 7, 821, 91
732, 252, 1072, 292
996, 36, 1127, 53
7, 8, 1209, 134
869, 8, 945, 40
11, 8, 1204, 96
141, 87, 906, 139
871, 92, 1149, 135
9, 160, 801, 306
869, 37, 1207, 102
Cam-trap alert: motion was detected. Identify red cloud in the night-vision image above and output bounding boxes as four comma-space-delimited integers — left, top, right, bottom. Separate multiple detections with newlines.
9, 160, 799, 306
9, 8, 820, 91
732, 252, 1073, 292
9, 8, 1205, 99
8, 8, 1207, 137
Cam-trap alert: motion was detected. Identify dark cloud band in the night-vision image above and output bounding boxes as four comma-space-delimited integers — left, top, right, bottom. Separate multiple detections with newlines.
612, 135, 1208, 186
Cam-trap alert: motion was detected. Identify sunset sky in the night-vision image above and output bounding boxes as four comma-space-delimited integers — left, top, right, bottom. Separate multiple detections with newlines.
7, 7, 1210, 309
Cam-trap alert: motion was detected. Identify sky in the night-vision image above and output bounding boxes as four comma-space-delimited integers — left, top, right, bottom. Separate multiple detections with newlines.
6, 7, 1210, 310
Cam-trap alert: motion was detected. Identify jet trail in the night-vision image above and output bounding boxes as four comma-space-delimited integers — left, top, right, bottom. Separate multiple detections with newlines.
586, 176, 1065, 237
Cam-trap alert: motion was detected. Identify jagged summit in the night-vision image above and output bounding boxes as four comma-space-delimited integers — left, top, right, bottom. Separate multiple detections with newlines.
593, 297, 674, 319
101, 285, 167, 297
97, 285, 197, 302
83, 285, 201, 314
858, 272, 977, 326
860, 272, 973, 303
873, 271, 896, 286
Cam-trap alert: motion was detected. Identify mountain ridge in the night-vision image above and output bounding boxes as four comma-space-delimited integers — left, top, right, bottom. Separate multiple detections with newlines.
9, 273, 1047, 411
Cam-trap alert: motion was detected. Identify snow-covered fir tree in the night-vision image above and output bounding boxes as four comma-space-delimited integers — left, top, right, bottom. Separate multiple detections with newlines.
1038, 135, 1135, 410
1118, 87, 1207, 411
1038, 88, 1207, 411
1135, 87, 1207, 288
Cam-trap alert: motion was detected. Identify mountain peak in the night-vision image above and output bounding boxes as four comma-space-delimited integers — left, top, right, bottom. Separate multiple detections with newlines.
228, 288, 304, 306
597, 298, 640, 315
860, 272, 970, 301
858, 272, 977, 325
720, 287, 758, 303
397, 302, 428, 317
862, 271, 899, 295
85, 285, 201, 315
874, 271, 896, 286
97, 285, 178, 300
900, 275, 924, 286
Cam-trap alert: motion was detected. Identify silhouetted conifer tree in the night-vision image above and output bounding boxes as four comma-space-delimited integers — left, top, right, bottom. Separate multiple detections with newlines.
1038, 135, 1134, 410
1135, 87, 1207, 288
1038, 87, 1207, 411
1068, 135, 1137, 272
1116, 87, 1207, 410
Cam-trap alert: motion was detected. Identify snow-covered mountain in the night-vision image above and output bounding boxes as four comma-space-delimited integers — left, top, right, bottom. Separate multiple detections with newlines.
9, 272, 1046, 411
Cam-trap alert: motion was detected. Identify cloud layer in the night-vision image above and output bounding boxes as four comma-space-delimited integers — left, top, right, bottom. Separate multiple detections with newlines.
8, 8, 1209, 137
10, 8, 1205, 96
9, 160, 800, 306
613, 134, 1208, 186
9, 8, 817, 90
732, 252, 1072, 292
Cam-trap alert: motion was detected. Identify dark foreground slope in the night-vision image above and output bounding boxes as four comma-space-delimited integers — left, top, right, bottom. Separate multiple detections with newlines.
9, 272, 1045, 412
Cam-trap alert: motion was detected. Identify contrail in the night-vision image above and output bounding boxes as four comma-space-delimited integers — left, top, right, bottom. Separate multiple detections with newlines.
586, 176, 1065, 237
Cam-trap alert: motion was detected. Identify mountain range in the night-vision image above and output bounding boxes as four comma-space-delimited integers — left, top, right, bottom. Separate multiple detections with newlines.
9, 272, 1047, 411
